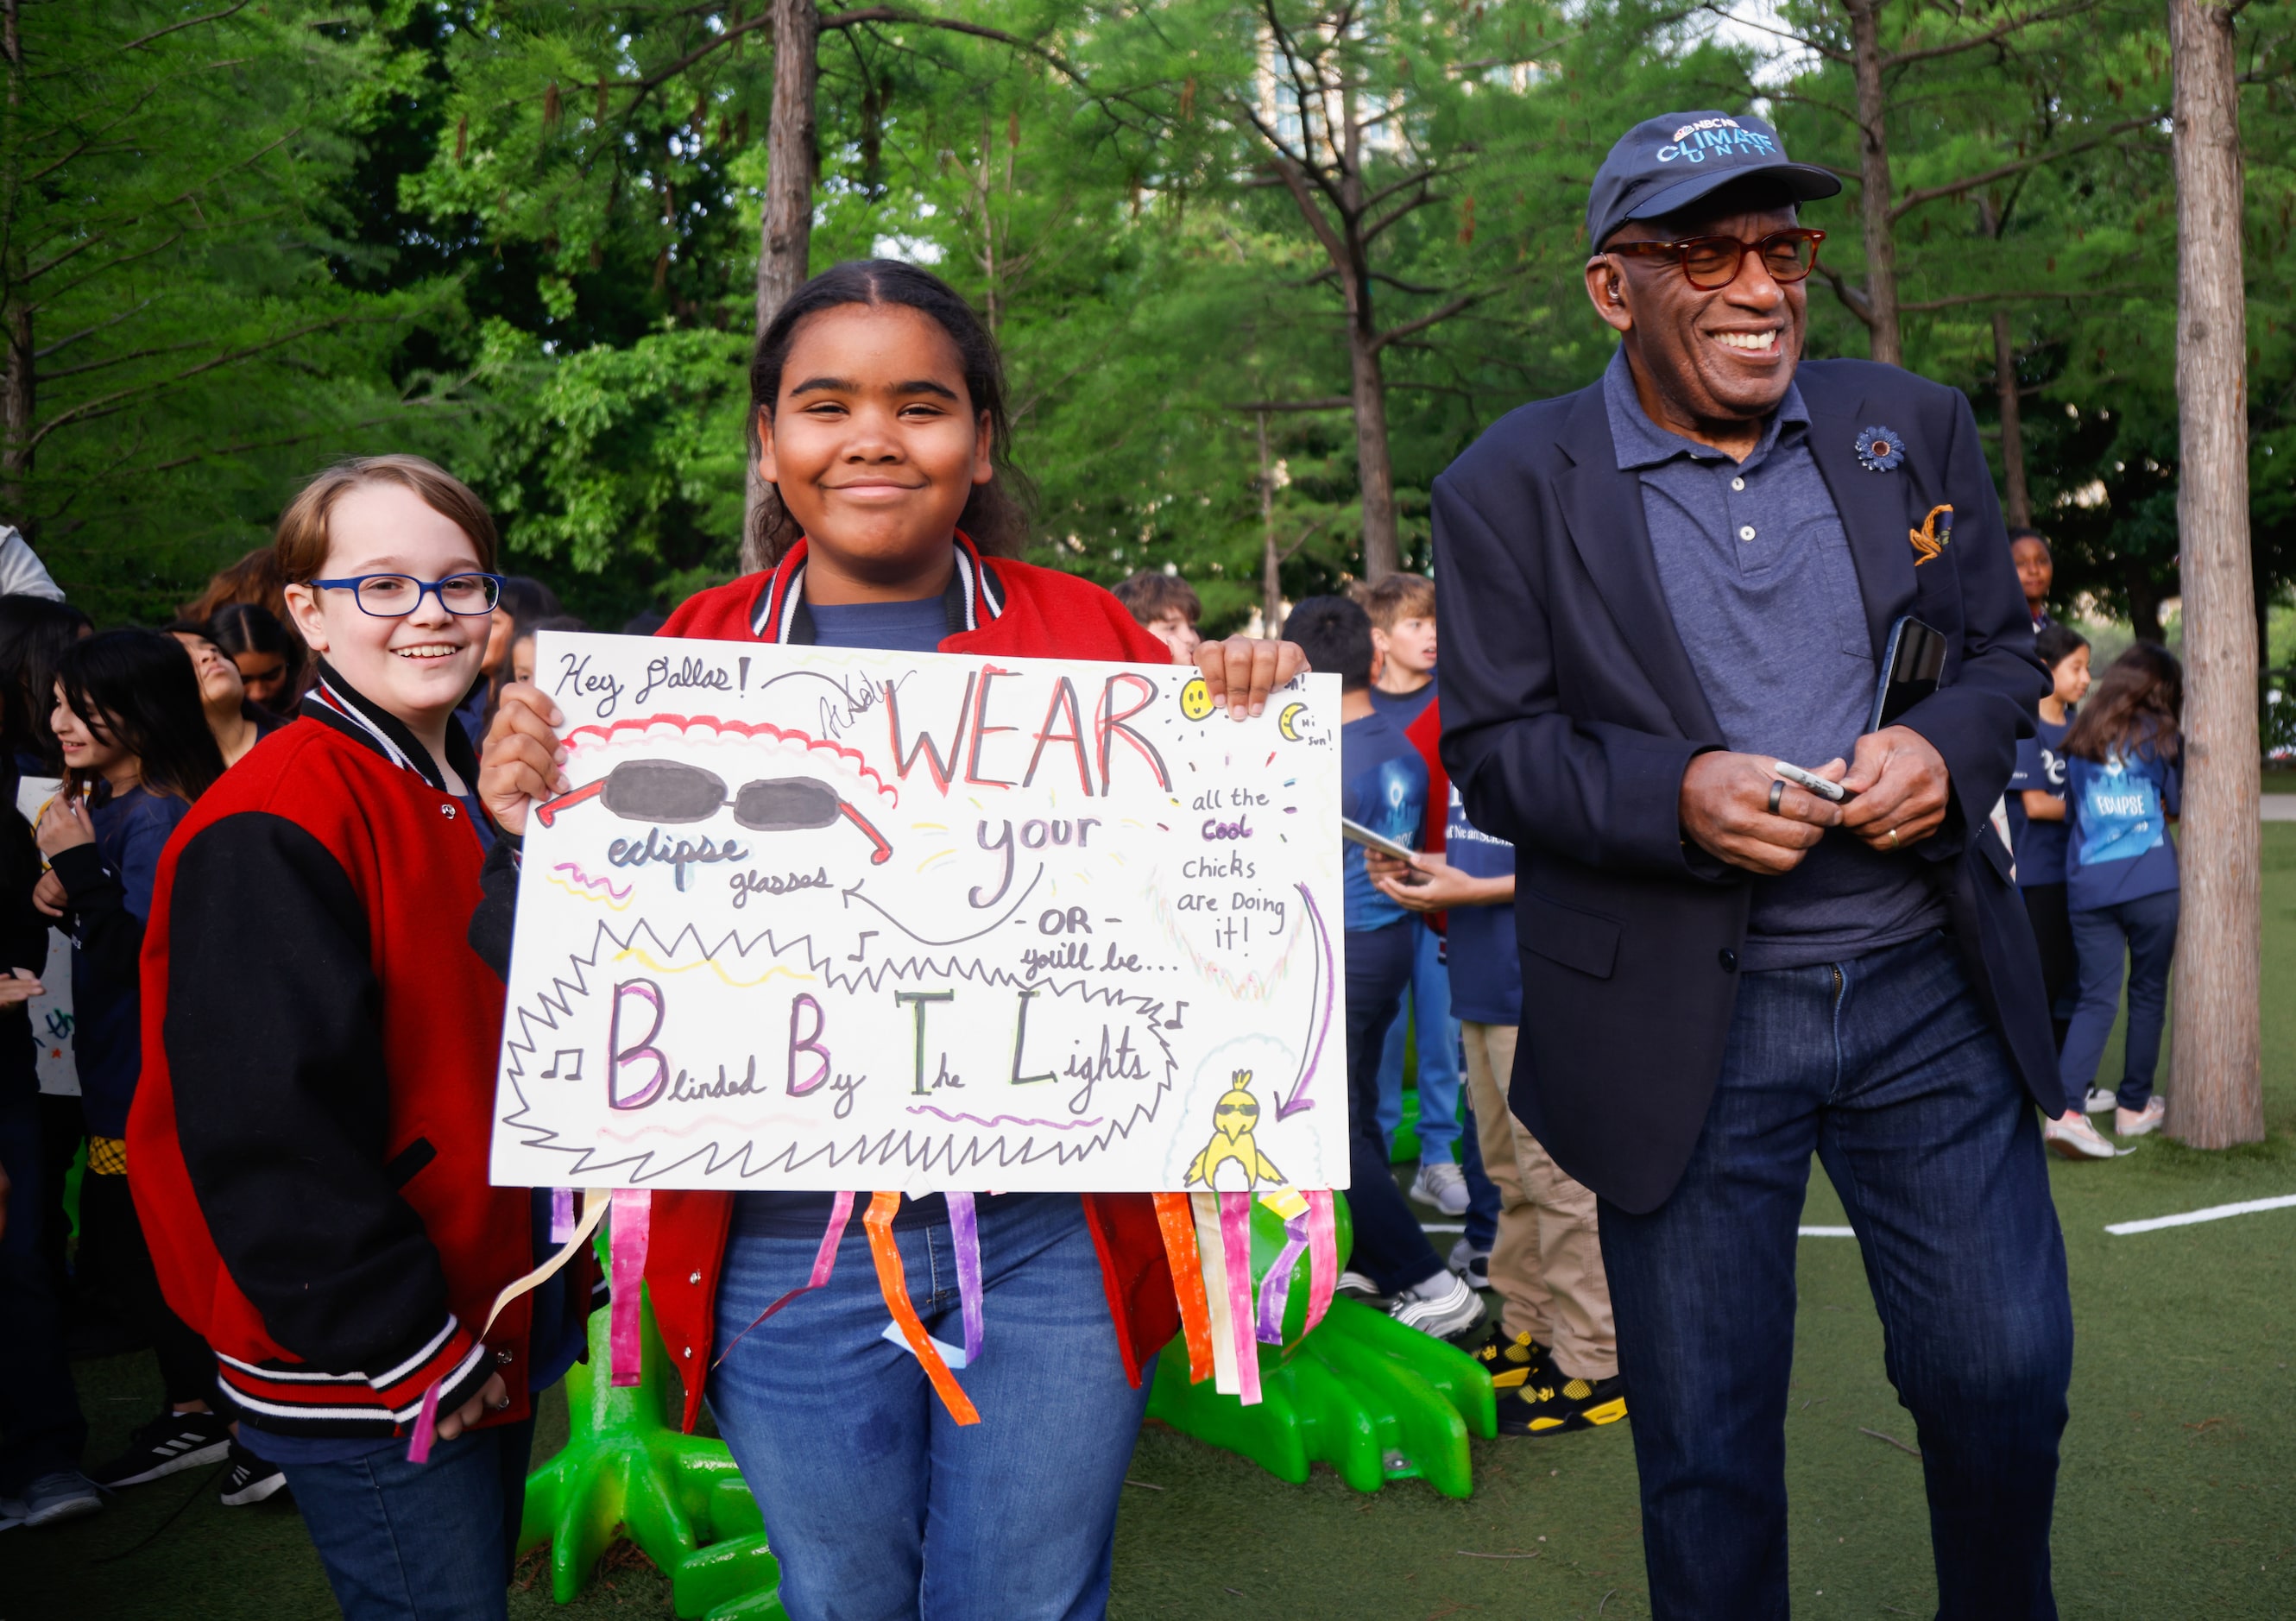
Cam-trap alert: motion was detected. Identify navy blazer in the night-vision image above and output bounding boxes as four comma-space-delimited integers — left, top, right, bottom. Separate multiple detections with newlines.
1435, 357, 2059, 1214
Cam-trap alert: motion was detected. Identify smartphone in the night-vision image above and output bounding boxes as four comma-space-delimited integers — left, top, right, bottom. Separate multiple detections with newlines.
1772, 760, 1854, 804
1341, 817, 1430, 883
1869, 616, 1947, 734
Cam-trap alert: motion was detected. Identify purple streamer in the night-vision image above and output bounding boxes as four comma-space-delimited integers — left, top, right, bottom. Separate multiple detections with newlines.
549, 1188, 576, 1243
1254, 1213, 1311, 1345
948, 1192, 984, 1362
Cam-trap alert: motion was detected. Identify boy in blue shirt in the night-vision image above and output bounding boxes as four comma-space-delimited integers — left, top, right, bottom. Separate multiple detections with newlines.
1282, 598, 1481, 1341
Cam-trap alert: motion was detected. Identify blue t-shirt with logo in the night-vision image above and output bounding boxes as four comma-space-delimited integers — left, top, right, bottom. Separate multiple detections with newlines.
1441, 785, 1519, 1025
2006, 714, 2072, 887
1340, 711, 1427, 933
2065, 741, 2180, 911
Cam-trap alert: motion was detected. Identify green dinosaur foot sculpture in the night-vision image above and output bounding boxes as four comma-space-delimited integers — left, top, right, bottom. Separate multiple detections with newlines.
518, 1295, 787, 1619
1144, 1192, 1496, 1498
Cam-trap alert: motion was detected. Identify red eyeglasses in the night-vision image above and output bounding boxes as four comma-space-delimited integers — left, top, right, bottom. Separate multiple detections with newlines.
1605, 229, 1826, 291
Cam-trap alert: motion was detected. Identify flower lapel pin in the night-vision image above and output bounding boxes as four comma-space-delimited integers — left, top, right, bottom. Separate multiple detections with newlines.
1908, 504, 1954, 566
1854, 425, 1905, 472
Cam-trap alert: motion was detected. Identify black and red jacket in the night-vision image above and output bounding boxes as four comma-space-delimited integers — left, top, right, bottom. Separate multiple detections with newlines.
640, 537, 1187, 1431
129, 665, 585, 1439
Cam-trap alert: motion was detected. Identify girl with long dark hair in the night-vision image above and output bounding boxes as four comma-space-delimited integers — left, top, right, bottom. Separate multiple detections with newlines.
0, 596, 92, 776
2058, 643, 2183, 1140
206, 602, 303, 715
35, 632, 242, 1495
167, 621, 287, 767
480, 260, 1303, 1619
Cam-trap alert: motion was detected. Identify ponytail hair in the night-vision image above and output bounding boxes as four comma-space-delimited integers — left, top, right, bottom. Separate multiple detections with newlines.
743, 260, 1031, 571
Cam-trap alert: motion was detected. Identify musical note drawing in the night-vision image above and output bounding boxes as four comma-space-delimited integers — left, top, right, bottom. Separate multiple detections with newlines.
541, 1049, 583, 1081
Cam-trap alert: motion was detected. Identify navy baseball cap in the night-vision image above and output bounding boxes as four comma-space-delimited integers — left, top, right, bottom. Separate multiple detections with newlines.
1586, 110, 1840, 249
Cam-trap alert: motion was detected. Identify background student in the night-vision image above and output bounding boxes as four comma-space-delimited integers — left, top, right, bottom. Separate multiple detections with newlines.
34, 632, 242, 1498
1113, 568, 1205, 663
2009, 624, 2091, 1055
205, 602, 303, 715
167, 620, 287, 767
1357, 572, 1467, 1216
2059, 644, 2185, 1141
1281, 594, 1482, 1340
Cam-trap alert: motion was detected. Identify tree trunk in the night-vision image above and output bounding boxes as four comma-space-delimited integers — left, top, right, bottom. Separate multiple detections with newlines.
1990, 312, 2030, 527
2165, 0, 2263, 1148
1347, 325, 1399, 582
743, 0, 819, 569
1845, 0, 1902, 368
1255, 409, 1285, 634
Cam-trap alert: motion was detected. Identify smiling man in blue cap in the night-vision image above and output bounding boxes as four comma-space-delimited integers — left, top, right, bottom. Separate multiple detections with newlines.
1426, 111, 2072, 1615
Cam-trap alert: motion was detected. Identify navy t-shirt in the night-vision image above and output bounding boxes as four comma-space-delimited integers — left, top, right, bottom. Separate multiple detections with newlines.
1340, 710, 1428, 933
1367, 681, 1435, 731
2066, 740, 2180, 911
2007, 714, 2072, 887
1441, 784, 1518, 1025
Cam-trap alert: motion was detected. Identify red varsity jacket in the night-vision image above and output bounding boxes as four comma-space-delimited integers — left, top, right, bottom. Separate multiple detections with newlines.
643, 536, 1186, 1432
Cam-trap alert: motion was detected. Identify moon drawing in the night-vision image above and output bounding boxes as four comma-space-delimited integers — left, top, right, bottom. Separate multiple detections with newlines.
1277, 702, 1307, 741
1179, 676, 1215, 721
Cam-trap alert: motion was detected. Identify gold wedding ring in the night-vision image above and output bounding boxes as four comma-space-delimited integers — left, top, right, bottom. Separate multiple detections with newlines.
1887, 827, 1901, 849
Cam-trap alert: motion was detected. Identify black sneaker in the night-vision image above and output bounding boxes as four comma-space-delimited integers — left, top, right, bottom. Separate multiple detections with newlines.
89, 1408, 230, 1487
1469, 1326, 1553, 1393
218, 1441, 288, 1507
1498, 1366, 1628, 1436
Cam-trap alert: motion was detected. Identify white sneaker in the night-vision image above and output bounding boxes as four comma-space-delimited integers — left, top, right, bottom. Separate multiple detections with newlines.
1448, 1236, 1491, 1290
1410, 1159, 1471, 1216
2116, 1097, 2167, 1138
1336, 1270, 1383, 1300
1388, 1270, 1485, 1340
2043, 1112, 2116, 1160
2082, 1088, 2117, 1114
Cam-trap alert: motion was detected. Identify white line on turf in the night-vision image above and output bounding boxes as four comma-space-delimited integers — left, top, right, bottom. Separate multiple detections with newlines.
1799, 1227, 1856, 1237
2104, 1194, 2296, 1235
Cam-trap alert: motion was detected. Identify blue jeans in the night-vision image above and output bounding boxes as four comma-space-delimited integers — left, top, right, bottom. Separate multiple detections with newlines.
1344, 922, 1448, 1296
1599, 934, 2070, 1620
0, 1089, 85, 1492
281, 1418, 535, 1621
2059, 888, 2179, 1112
1372, 922, 1463, 1163
708, 1192, 1151, 1621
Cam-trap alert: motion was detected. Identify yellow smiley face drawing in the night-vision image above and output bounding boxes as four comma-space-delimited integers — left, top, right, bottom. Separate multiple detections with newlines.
1277, 702, 1307, 741
1179, 676, 1214, 721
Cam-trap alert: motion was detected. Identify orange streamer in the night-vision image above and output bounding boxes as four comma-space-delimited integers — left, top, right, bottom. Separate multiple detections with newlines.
1152, 1191, 1216, 1383
862, 1191, 980, 1426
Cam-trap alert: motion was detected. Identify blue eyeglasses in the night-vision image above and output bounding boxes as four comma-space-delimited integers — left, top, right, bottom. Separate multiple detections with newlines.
307, 572, 507, 618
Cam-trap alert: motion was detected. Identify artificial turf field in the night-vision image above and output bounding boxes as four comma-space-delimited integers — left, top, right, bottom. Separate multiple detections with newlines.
13, 829, 2296, 1620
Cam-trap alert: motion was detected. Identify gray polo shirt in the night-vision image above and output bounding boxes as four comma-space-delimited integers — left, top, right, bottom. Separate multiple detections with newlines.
1602, 348, 1945, 970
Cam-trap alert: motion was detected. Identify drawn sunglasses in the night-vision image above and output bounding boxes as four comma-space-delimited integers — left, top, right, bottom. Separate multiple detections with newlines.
535, 759, 893, 864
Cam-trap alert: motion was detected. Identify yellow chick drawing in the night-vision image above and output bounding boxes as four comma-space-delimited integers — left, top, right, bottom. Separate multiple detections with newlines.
1183, 1072, 1284, 1190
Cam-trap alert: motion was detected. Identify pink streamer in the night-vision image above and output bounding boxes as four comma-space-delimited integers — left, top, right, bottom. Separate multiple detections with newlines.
609, 1189, 651, 1387
1254, 1214, 1310, 1345
1303, 1190, 1338, 1340
712, 1192, 856, 1369
405, 1379, 443, 1464
1216, 1194, 1261, 1405
947, 1191, 984, 1362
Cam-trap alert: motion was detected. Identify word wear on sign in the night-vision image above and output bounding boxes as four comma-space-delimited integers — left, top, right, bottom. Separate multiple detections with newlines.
489, 632, 1347, 1197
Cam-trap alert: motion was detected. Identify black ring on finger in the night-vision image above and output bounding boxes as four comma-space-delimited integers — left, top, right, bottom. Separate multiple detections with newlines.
1767, 779, 1786, 816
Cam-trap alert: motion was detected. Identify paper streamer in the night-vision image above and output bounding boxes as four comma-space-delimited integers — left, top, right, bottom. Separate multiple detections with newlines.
1303, 1189, 1338, 1340
863, 1192, 979, 1426
609, 1189, 652, 1388
1190, 1194, 1240, 1395
549, 1187, 576, 1243
1150, 1192, 1215, 1383
1216, 1193, 1262, 1406
405, 1380, 445, 1465
946, 1190, 984, 1364
1253, 1212, 1310, 1346
712, 1190, 855, 1369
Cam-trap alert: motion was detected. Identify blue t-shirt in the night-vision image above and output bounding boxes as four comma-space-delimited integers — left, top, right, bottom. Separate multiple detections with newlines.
2066, 742, 2180, 911
2006, 714, 2072, 887
1367, 681, 1435, 731
1340, 710, 1427, 933
1441, 785, 1518, 1025
807, 597, 949, 653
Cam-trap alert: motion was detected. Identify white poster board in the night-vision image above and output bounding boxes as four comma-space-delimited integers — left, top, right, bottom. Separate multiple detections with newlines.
14, 776, 77, 1097
490, 632, 1347, 1195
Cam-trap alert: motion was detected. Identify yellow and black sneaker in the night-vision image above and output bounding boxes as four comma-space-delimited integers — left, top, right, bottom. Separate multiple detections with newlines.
1498, 1368, 1628, 1436
1468, 1326, 1553, 1393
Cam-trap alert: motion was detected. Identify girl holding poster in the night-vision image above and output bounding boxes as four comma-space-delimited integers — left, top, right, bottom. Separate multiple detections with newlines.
129, 458, 594, 1620
479, 260, 1305, 1619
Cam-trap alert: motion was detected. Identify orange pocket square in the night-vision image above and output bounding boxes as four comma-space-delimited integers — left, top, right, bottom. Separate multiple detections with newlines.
1909, 504, 1954, 566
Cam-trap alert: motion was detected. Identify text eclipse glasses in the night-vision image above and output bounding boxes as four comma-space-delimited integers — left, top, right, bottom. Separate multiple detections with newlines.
535, 758, 893, 864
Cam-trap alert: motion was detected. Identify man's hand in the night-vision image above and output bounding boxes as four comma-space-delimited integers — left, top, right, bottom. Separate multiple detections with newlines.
32, 871, 65, 918
1839, 726, 1951, 853
433, 1372, 509, 1444
479, 682, 570, 836
1192, 636, 1309, 721
1366, 850, 1511, 912
1679, 750, 1843, 875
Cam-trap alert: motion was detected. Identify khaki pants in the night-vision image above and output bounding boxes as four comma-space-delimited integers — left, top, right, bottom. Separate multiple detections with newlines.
1461, 1020, 1618, 1381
